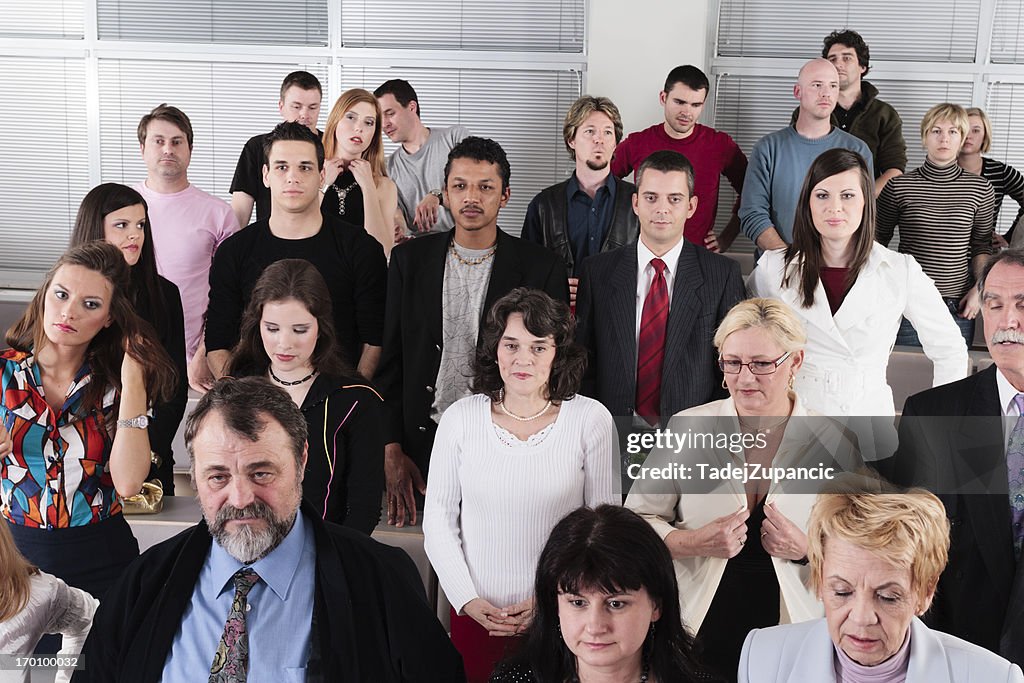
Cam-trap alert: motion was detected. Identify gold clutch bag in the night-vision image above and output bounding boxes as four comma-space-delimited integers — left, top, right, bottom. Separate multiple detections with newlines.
122, 479, 164, 514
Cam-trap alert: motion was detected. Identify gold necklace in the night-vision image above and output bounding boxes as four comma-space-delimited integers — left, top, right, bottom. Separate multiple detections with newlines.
737, 415, 789, 435
449, 240, 496, 266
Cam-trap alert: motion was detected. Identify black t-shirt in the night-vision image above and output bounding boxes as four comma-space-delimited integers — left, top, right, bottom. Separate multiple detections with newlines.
205, 217, 387, 365
230, 130, 322, 225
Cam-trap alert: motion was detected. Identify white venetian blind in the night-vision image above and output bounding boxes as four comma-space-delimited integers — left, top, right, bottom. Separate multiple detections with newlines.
339, 66, 580, 234
340, 0, 584, 52
992, 0, 1024, 63
0, 2, 83, 39
984, 83, 1024, 234
97, 60, 329, 203
96, 0, 328, 45
717, 0, 981, 61
0, 57, 90, 280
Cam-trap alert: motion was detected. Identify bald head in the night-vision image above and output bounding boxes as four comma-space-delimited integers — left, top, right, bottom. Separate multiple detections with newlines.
798, 57, 838, 84
795, 58, 839, 122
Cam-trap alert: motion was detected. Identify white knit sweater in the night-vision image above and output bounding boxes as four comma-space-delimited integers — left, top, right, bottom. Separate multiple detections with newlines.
423, 393, 618, 613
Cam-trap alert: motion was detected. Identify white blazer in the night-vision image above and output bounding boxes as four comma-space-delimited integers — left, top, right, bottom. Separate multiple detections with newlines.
748, 244, 969, 416
739, 616, 1024, 682
624, 396, 861, 634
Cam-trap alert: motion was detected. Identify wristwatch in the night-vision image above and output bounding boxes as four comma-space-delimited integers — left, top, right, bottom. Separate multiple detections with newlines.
117, 414, 150, 429
428, 188, 443, 201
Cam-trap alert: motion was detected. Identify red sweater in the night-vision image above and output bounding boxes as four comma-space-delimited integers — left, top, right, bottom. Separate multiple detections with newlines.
612, 123, 747, 243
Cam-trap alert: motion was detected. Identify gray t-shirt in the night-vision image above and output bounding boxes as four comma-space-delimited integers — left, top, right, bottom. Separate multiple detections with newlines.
387, 125, 470, 234
431, 242, 495, 419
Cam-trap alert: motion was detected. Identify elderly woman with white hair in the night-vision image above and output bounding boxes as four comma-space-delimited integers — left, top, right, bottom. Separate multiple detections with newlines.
739, 490, 1023, 682
626, 297, 861, 682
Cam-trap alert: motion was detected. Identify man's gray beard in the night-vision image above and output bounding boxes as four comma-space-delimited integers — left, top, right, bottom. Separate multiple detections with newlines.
585, 158, 609, 172
206, 499, 298, 564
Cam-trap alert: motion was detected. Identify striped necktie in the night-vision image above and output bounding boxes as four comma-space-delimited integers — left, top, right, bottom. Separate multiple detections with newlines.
209, 568, 260, 683
636, 257, 669, 427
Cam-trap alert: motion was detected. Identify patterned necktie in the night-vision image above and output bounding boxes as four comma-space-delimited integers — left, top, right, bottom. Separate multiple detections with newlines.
1008, 394, 1024, 558
209, 568, 260, 683
636, 258, 669, 427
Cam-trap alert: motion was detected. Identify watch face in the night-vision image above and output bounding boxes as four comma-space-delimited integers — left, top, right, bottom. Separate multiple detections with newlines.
137, 415, 150, 428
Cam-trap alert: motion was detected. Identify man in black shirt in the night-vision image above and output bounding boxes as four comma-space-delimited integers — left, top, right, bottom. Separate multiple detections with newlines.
206, 122, 386, 382
230, 71, 323, 230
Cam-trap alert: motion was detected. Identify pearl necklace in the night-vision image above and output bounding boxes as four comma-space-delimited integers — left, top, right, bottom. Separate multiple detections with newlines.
497, 388, 551, 422
269, 368, 317, 386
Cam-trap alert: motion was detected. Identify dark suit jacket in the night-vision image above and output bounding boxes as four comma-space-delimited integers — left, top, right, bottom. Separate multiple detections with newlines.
74, 502, 465, 682
890, 365, 1024, 666
574, 239, 744, 421
374, 228, 569, 472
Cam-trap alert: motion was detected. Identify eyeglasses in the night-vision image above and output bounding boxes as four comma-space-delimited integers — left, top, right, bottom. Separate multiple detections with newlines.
718, 351, 792, 375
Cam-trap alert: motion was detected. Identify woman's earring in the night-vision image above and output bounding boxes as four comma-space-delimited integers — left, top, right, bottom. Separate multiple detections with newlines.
788, 374, 795, 391
721, 378, 728, 389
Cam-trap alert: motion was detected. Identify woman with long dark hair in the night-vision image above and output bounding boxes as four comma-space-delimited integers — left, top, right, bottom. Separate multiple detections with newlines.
0, 241, 177, 601
225, 259, 385, 534
492, 505, 708, 682
749, 148, 968, 415
70, 183, 187, 493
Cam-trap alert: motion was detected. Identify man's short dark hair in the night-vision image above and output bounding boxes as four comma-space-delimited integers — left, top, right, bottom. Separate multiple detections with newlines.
978, 247, 1024, 294
262, 121, 325, 171
184, 376, 307, 472
280, 70, 322, 100
663, 65, 710, 95
635, 150, 696, 196
822, 29, 871, 75
443, 136, 511, 192
137, 103, 194, 149
374, 79, 421, 118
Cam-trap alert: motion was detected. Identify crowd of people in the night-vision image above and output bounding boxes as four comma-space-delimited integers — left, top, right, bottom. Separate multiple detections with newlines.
3, 25, 1024, 683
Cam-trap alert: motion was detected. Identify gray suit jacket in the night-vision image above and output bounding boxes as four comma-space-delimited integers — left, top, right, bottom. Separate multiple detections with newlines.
575, 239, 744, 421
738, 617, 1022, 683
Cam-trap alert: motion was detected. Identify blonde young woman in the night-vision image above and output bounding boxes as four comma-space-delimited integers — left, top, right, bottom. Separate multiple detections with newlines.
321, 88, 401, 256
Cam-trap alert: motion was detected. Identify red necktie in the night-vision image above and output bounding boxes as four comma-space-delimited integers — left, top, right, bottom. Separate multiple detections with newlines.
636, 258, 668, 427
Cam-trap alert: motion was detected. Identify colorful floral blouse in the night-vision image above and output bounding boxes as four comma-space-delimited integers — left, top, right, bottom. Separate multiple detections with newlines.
1, 350, 120, 528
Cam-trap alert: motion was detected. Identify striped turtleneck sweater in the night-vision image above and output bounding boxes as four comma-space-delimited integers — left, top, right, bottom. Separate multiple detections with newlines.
876, 158, 995, 298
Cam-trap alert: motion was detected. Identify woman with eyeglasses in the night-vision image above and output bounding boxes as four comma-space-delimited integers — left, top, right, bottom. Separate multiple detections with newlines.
626, 297, 862, 682
749, 147, 968, 416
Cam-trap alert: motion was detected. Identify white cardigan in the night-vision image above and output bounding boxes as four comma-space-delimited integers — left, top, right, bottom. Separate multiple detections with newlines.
748, 244, 969, 416
739, 617, 1024, 682
625, 396, 861, 634
423, 393, 618, 614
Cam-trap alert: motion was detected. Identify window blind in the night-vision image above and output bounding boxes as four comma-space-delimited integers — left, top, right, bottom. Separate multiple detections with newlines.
991, 0, 1024, 64
340, 0, 584, 52
96, 0, 328, 45
1, 3, 83, 39
717, 0, 981, 62
0, 57, 90, 280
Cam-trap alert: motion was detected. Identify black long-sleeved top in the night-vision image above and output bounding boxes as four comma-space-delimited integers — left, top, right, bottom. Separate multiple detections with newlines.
300, 375, 384, 534
980, 156, 1024, 242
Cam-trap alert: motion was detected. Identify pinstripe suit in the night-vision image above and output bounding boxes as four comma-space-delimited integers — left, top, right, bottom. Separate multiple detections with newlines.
575, 239, 744, 422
